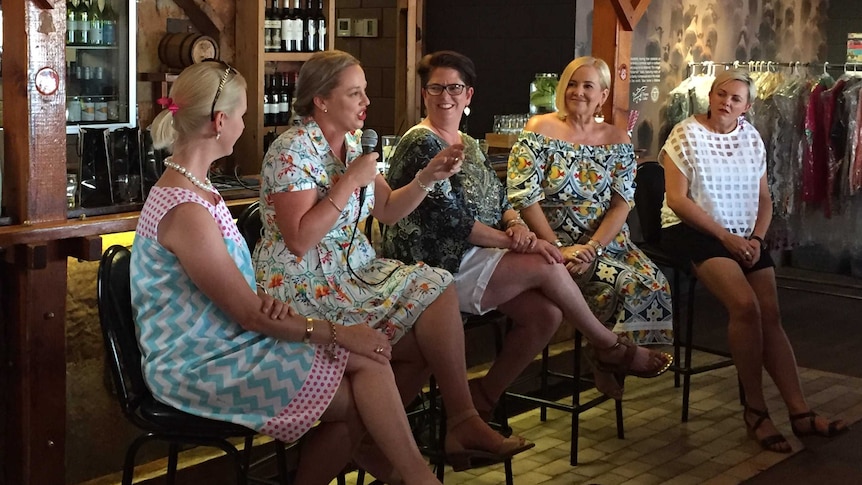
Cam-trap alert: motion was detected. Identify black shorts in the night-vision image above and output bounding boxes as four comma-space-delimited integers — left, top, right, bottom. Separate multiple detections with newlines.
661, 223, 774, 274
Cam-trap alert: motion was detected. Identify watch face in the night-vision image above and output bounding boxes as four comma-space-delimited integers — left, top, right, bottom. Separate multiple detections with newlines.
192, 39, 217, 64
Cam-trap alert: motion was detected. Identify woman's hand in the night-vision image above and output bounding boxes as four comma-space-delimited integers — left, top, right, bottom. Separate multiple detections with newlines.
506, 224, 537, 252
565, 259, 593, 277
344, 152, 380, 189
720, 233, 759, 267
424, 144, 465, 181
257, 290, 295, 320
525, 239, 563, 264
560, 244, 594, 264
334, 324, 392, 364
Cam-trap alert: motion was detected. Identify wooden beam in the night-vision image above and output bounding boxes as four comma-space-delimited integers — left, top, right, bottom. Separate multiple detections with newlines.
172, 0, 221, 42
591, 0, 651, 131
2, 1, 70, 483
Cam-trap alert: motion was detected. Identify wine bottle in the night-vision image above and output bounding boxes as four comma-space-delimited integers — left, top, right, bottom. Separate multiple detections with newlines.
88, 0, 103, 46
264, 0, 276, 52
277, 73, 290, 126
279, 0, 290, 52
271, 0, 282, 52
67, 0, 78, 45
316, 0, 326, 51
303, 0, 314, 52
289, 0, 302, 53
76, 0, 90, 45
101, 0, 116, 45
264, 74, 276, 127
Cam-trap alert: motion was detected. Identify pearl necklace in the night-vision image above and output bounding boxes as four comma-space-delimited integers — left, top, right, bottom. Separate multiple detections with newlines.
163, 159, 214, 192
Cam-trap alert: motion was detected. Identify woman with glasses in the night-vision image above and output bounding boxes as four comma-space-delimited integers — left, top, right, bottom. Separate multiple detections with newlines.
507, 56, 675, 391
382, 51, 672, 415
252, 50, 533, 482
131, 61, 444, 485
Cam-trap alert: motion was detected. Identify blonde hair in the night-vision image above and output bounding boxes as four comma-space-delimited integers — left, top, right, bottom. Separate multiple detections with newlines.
711, 68, 757, 102
555, 56, 611, 119
293, 50, 361, 117
149, 61, 247, 151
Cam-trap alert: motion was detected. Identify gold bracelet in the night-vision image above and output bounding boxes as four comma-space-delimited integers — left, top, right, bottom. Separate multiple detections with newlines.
303, 317, 314, 344
327, 196, 344, 212
324, 322, 339, 361
415, 169, 435, 192
505, 216, 526, 228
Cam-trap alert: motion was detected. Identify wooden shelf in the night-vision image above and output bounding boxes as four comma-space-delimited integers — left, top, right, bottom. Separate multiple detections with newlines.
234, 1, 336, 177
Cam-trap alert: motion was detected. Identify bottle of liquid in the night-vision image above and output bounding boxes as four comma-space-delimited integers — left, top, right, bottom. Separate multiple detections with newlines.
279, 0, 290, 52
277, 73, 290, 126
303, 0, 314, 52
66, 0, 78, 45
263, 74, 276, 126
88, 0, 103, 45
315, 0, 326, 51
264, 0, 277, 52
271, 0, 282, 52
101, 0, 116, 45
289, 0, 303, 53
76, 0, 90, 45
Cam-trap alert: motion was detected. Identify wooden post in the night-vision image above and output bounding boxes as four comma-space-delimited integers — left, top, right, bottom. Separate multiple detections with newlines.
2, 1, 70, 483
591, 0, 650, 130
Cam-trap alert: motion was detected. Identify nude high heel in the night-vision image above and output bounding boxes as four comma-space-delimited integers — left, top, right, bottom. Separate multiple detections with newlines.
444, 409, 534, 472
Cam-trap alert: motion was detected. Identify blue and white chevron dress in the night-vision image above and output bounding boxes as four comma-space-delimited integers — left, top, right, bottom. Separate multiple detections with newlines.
130, 186, 347, 443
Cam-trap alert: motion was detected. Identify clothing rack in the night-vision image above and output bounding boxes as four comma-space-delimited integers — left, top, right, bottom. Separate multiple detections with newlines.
687, 60, 862, 76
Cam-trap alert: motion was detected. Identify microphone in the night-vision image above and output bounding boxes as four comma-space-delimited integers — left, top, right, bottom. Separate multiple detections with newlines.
358, 129, 379, 207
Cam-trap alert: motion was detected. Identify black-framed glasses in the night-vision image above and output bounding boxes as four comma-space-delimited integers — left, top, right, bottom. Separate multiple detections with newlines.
424, 83, 466, 96
205, 58, 238, 121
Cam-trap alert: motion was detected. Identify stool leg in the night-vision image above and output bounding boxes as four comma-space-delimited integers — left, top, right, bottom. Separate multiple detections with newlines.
672, 268, 683, 389
615, 400, 624, 439
540, 345, 550, 422
570, 331, 583, 466
681, 276, 697, 422
167, 442, 179, 485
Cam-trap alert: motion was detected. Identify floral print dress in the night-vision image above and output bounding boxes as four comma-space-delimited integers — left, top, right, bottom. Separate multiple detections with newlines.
252, 118, 453, 344
508, 131, 673, 345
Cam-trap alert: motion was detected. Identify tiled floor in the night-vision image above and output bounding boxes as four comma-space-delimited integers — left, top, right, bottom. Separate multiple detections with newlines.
337, 345, 862, 485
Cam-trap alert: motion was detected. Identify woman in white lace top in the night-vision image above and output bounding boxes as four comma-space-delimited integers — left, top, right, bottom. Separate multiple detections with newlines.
660, 69, 847, 454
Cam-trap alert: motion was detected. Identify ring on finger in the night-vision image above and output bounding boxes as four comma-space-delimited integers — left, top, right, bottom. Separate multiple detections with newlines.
374, 346, 384, 354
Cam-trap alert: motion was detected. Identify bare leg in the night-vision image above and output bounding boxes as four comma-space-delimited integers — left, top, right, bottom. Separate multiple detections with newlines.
479, 289, 561, 404
295, 353, 440, 485
352, 333, 432, 483
411, 285, 517, 452
693, 258, 789, 451
747, 268, 845, 433
481, 253, 661, 373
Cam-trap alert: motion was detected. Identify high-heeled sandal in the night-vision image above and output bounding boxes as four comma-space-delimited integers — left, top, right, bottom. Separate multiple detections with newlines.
444, 409, 534, 472
789, 411, 848, 438
743, 405, 792, 453
592, 367, 625, 400
468, 378, 497, 423
587, 336, 673, 378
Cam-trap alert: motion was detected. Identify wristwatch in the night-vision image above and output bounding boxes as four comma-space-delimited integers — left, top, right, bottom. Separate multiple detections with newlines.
586, 239, 604, 257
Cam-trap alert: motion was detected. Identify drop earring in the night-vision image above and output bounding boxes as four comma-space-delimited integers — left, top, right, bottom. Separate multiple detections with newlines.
216, 132, 222, 140
594, 106, 605, 124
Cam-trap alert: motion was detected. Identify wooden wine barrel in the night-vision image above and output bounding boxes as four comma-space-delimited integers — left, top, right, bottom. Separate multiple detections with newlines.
158, 33, 219, 70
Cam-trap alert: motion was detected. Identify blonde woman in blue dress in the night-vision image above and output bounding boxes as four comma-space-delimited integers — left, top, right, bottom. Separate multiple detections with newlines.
131, 61, 443, 485
508, 56, 674, 352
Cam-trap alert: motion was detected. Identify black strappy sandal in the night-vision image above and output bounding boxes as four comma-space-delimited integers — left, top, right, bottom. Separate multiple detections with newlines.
789, 411, 848, 438
743, 405, 792, 453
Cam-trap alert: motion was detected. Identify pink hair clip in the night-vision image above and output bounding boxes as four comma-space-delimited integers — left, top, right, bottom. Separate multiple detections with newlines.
157, 96, 179, 114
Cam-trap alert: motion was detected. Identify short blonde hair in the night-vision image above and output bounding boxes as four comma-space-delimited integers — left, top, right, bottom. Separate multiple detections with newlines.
711, 68, 757, 102
150, 61, 247, 150
555, 56, 611, 118
293, 50, 361, 117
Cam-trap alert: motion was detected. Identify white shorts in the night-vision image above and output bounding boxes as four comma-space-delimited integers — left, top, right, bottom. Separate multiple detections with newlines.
454, 247, 507, 315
